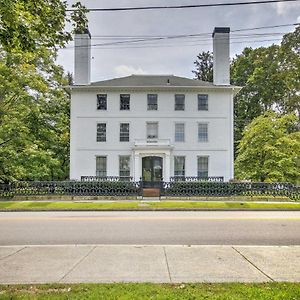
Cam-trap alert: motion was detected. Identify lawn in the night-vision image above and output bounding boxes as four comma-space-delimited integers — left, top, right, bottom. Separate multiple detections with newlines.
0, 283, 300, 299
0, 200, 300, 211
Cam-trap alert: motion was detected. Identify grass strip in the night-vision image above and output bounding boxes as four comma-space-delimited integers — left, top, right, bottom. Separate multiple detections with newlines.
0, 283, 300, 299
0, 201, 300, 210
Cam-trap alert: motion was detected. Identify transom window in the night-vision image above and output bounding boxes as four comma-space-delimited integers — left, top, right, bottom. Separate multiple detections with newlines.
97, 94, 107, 110
96, 156, 107, 177
119, 156, 130, 179
120, 94, 130, 110
147, 122, 158, 139
198, 94, 208, 111
120, 123, 130, 142
175, 123, 185, 142
197, 156, 208, 178
174, 156, 185, 177
97, 123, 106, 142
198, 123, 208, 142
175, 94, 185, 111
147, 94, 158, 110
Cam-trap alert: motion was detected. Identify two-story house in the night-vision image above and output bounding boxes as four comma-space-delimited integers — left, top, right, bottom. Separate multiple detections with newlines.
70, 27, 240, 182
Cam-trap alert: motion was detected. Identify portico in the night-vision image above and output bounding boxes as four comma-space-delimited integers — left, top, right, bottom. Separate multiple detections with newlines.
133, 139, 172, 182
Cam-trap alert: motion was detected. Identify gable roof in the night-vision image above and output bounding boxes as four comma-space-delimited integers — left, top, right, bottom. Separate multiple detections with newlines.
89, 74, 214, 87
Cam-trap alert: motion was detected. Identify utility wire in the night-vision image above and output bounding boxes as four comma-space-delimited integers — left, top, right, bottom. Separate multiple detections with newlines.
66, 0, 300, 12
66, 23, 298, 49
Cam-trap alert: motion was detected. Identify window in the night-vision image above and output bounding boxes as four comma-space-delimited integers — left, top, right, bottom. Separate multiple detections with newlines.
120, 94, 130, 110
175, 94, 185, 111
96, 156, 107, 177
147, 94, 158, 110
198, 156, 208, 178
97, 123, 106, 142
119, 156, 130, 179
147, 122, 158, 139
175, 123, 185, 142
120, 123, 129, 142
174, 156, 185, 177
198, 123, 208, 142
97, 94, 107, 110
198, 94, 208, 111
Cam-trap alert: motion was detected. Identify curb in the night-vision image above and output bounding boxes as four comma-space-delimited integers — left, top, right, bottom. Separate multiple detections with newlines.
1, 208, 300, 212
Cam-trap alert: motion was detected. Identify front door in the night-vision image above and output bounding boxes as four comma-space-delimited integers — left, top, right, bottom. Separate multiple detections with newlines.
142, 156, 163, 187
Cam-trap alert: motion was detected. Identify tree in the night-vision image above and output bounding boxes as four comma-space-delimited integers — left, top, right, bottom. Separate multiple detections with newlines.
0, 1, 88, 182
192, 51, 213, 82
231, 25, 300, 155
235, 112, 300, 184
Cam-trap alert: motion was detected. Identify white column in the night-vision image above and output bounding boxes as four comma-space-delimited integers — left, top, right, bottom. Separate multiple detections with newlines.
134, 153, 140, 181
164, 153, 171, 182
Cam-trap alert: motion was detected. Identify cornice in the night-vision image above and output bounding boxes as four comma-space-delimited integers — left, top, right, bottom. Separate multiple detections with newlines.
69, 85, 242, 94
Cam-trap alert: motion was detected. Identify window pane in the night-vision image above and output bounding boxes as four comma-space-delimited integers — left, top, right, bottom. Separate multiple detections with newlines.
175, 94, 185, 111
147, 122, 158, 139
97, 94, 107, 110
119, 156, 130, 178
175, 123, 185, 142
97, 123, 106, 142
120, 123, 129, 142
198, 94, 208, 111
198, 123, 208, 142
96, 156, 107, 177
198, 156, 208, 178
120, 94, 130, 110
147, 94, 158, 110
174, 156, 185, 176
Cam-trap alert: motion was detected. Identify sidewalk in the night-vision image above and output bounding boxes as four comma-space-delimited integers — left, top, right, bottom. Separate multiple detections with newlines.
0, 245, 299, 284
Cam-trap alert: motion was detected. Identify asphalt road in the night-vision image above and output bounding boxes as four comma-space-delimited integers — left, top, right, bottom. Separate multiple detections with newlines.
0, 211, 300, 246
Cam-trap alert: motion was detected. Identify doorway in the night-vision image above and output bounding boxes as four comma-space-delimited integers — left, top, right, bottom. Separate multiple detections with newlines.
142, 156, 163, 187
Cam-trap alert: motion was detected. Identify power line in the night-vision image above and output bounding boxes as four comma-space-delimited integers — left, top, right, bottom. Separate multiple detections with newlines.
66, 23, 298, 49
66, 0, 300, 12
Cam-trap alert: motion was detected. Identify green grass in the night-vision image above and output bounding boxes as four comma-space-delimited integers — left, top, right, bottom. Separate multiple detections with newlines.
0, 283, 300, 299
0, 200, 299, 211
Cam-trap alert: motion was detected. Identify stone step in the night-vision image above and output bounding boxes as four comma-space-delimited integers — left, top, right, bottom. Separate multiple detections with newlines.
143, 188, 160, 197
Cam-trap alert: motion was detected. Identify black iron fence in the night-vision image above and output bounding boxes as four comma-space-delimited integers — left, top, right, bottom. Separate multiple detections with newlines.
0, 180, 299, 200
0, 181, 140, 197
161, 181, 300, 200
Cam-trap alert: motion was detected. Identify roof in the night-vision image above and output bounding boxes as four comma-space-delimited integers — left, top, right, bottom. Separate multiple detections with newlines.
89, 74, 215, 87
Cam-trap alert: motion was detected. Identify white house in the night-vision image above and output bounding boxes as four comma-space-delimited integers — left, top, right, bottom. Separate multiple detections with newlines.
70, 27, 240, 182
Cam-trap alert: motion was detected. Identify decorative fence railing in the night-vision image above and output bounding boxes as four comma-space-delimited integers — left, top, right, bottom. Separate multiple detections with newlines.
161, 182, 300, 200
81, 176, 133, 182
0, 181, 140, 197
0, 181, 299, 200
170, 176, 224, 182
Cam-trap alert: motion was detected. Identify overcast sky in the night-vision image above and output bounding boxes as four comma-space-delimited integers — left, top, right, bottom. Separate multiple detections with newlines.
57, 0, 300, 81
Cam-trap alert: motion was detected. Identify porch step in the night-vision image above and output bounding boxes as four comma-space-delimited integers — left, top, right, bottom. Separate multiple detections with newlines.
143, 188, 160, 197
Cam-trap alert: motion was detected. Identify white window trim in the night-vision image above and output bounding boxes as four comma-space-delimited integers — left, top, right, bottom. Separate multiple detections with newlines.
146, 121, 159, 139
197, 122, 209, 143
119, 122, 130, 142
198, 94, 209, 111
95, 155, 107, 177
174, 122, 185, 143
197, 155, 209, 178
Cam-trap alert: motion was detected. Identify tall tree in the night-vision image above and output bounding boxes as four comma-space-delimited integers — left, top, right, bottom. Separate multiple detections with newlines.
235, 112, 300, 184
0, 1, 88, 182
231, 25, 300, 153
192, 51, 213, 82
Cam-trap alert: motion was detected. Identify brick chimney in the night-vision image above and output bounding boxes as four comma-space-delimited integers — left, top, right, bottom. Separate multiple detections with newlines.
212, 27, 230, 85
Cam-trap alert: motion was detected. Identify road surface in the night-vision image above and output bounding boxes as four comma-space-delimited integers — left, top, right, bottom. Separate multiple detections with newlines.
0, 211, 299, 246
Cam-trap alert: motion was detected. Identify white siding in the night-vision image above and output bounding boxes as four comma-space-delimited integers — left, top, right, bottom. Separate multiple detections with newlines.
70, 89, 234, 181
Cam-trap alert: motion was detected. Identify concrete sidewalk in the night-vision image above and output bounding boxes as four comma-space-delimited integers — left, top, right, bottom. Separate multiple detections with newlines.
0, 245, 299, 284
